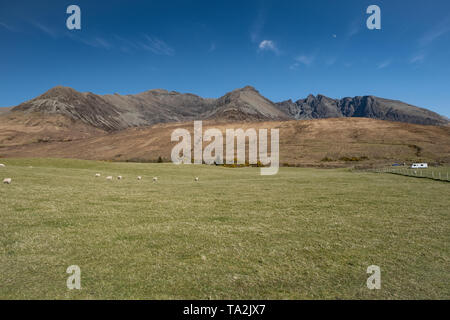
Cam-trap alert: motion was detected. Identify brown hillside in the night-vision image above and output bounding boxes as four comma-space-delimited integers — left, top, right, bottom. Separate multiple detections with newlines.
0, 112, 105, 147
0, 117, 448, 167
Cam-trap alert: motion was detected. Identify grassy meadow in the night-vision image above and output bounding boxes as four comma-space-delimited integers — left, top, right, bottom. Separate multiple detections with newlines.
0, 158, 449, 299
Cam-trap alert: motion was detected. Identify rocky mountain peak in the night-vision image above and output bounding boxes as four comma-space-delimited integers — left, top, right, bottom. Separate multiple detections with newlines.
7, 86, 448, 130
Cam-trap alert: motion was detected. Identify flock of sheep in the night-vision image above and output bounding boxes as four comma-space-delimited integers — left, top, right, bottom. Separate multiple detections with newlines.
97, 173, 199, 182
1, 163, 200, 185
97, 173, 159, 182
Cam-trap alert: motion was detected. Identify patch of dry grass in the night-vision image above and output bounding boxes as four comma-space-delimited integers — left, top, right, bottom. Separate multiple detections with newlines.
0, 158, 449, 299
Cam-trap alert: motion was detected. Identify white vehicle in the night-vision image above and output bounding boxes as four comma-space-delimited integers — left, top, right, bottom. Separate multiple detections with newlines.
411, 163, 428, 169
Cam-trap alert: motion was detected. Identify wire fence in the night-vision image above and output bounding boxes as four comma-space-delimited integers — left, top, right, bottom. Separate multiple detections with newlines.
370, 167, 450, 182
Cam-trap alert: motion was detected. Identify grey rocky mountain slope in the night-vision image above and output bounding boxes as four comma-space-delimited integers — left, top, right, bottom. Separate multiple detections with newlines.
203, 86, 289, 121
8, 86, 448, 130
276, 94, 447, 126
10, 86, 287, 130
11, 86, 216, 131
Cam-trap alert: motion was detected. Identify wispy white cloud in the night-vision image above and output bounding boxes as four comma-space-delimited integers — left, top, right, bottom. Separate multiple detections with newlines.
208, 42, 216, 53
0, 22, 16, 32
88, 37, 111, 49
258, 40, 279, 54
140, 35, 175, 56
67, 33, 112, 49
419, 17, 450, 47
407, 17, 449, 65
81, 34, 175, 55
377, 59, 392, 69
294, 54, 315, 66
33, 22, 58, 38
347, 18, 361, 37
289, 62, 300, 70
250, 8, 266, 43
289, 54, 316, 70
31, 21, 174, 56
409, 52, 426, 64
114, 35, 140, 51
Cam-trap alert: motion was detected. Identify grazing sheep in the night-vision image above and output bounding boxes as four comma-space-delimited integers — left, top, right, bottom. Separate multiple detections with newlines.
95, 173, 101, 177
3, 178, 11, 184
153, 177, 158, 183
117, 176, 123, 180
106, 176, 113, 181
137, 176, 142, 180
195, 177, 199, 182
0, 164, 5, 167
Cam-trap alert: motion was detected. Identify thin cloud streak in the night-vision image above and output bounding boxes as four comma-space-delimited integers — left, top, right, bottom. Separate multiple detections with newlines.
67, 33, 112, 49
0, 22, 16, 32
410, 52, 426, 64
295, 54, 315, 66
377, 59, 392, 69
140, 35, 175, 56
289, 54, 315, 70
89, 37, 111, 49
208, 42, 216, 53
114, 35, 140, 51
289, 62, 300, 70
33, 22, 59, 38
250, 8, 266, 43
419, 17, 450, 47
30, 21, 174, 56
347, 18, 361, 38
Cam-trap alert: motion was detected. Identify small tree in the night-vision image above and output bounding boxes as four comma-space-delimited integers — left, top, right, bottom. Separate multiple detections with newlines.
157, 156, 163, 163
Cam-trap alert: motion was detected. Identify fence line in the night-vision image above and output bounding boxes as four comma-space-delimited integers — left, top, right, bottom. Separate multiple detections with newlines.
367, 167, 450, 182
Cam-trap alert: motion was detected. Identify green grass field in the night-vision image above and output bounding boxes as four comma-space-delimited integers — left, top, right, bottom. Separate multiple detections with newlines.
1, 158, 449, 299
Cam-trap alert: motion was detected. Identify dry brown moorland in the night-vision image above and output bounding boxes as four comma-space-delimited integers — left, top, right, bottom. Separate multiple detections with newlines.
0, 113, 449, 167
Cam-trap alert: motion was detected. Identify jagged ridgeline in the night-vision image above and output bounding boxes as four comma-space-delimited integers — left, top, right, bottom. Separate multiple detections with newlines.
276, 94, 447, 126
8, 86, 448, 131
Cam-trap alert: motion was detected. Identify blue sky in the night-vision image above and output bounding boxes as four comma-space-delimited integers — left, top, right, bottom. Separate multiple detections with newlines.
1, 0, 449, 117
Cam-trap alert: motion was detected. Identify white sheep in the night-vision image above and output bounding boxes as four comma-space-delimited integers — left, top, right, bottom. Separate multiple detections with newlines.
137, 176, 142, 180
95, 173, 101, 177
0, 164, 5, 168
117, 176, 123, 180
195, 177, 199, 182
3, 178, 11, 184
106, 176, 113, 181
153, 177, 158, 183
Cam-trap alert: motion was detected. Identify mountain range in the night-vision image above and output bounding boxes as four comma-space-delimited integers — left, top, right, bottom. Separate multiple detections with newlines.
1, 85, 448, 166
6, 85, 448, 131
